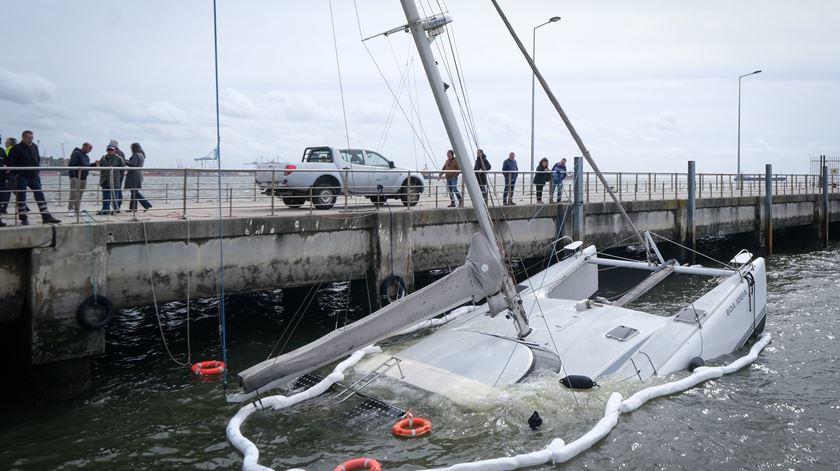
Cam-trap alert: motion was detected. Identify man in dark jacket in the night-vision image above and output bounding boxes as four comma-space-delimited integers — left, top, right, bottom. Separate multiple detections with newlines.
474, 148, 491, 202
501, 151, 519, 205
7, 130, 61, 225
68, 142, 94, 213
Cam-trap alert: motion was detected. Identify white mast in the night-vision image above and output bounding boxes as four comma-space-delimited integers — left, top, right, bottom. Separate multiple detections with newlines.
399, 0, 530, 337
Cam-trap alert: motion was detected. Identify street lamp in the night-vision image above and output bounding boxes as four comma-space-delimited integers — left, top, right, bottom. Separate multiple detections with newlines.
737, 69, 762, 183
530, 16, 561, 175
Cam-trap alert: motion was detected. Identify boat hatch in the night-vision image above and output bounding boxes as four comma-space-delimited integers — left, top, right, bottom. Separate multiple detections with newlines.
605, 325, 639, 342
674, 307, 709, 323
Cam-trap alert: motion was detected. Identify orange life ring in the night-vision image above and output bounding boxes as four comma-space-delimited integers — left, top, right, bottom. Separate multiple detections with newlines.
333, 457, 382, 471
191, 360, 225, 376
392, 414, 432, 438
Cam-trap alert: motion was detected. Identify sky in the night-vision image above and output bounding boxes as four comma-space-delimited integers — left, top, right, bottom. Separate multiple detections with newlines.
1, 0, 838, 174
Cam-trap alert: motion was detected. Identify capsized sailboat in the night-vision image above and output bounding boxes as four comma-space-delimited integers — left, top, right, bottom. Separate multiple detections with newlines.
235, 0, 767, 405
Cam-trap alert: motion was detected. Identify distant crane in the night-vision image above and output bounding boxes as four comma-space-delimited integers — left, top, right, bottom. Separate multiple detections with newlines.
195, 148, 219, 169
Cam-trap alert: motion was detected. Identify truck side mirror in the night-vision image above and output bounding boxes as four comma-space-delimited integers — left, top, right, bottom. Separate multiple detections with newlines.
388, 161, 395, 169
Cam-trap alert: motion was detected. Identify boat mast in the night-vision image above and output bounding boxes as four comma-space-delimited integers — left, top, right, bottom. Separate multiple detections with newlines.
399, 0, 531, 338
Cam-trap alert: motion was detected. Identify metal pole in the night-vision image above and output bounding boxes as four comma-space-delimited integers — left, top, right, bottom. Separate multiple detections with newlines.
737, 70, 761, 188
823, 165, 830, 247
529, 17, 560, 183
687, 161, 696, 253
765, 164, 773, 255
181, 168, 187, 218
573, 156, 584, 241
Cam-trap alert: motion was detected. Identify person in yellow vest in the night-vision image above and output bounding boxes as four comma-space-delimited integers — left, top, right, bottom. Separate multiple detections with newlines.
1, 137, 19, 218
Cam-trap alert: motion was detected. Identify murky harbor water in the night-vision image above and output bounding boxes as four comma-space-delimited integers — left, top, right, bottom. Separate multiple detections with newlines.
2, 239, 839, 470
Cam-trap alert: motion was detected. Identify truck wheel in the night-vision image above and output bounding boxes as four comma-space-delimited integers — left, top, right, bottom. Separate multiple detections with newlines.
400, 181, 421, 207
312, 182, 337, 210
282, 197, 306, 208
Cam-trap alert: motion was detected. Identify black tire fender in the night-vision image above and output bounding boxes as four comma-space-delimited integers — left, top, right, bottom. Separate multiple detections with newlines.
76, 294, 114, 330
379, 274, 407, 305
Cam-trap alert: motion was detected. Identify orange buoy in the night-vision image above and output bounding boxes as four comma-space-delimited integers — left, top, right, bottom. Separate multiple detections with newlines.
392, 413, 432, 438
191, 360, 225, 376
333, 457, 382, 471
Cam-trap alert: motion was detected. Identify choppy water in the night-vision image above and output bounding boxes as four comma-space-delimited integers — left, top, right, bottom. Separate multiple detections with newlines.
3, 239, 839, 470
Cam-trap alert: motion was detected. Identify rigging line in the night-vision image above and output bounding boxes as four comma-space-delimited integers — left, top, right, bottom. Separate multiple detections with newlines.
142, 221, 190, 367
433, 13, 479, 147
421, 0, 479, 147
212, 0, 229, 387
408, 59, 444, 171
351, 0, 436, 163
435, 37, 479, 149
388, 35, 438, 170
376, 39, 413, 152
649, 232, 735, 270
266, 232, 358, 361
443, 4, 480, 146
328, 0, 352, 150
429, 26, 476, 147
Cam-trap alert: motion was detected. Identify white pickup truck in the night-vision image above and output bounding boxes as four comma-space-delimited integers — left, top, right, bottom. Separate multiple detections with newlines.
255, 146, 425, 210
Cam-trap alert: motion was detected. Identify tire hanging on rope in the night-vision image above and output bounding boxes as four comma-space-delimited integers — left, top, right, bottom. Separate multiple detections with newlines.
379, 274, 406, 306
76, 294, 114, 330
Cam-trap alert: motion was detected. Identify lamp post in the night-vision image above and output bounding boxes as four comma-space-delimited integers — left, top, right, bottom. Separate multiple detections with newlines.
530, 16, 561, 176
737, 69, 761, 184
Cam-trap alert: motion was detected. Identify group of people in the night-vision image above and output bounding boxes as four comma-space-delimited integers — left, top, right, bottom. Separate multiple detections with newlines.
77, 139, 153, 215
439, 149, 569, 207
0, 130, 151, 227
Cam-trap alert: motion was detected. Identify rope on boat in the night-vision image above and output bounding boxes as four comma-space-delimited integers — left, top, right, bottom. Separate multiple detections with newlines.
226, 333, 772, 471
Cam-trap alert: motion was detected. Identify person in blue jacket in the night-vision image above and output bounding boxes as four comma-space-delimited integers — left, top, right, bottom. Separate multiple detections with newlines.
551, 158, 568, 203
502, 152, 518, 205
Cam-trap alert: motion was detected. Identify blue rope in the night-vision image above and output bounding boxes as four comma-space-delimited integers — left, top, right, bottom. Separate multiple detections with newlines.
212, 0, 229, 388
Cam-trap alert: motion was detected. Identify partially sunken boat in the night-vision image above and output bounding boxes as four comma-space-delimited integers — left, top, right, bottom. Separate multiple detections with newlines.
229, 0, 769, 468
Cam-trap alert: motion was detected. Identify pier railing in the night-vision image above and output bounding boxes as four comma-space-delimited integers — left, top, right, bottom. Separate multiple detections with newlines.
0, 166, 837, 225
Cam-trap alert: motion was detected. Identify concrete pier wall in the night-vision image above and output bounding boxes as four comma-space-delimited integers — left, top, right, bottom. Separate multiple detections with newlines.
1, 192, 839, 398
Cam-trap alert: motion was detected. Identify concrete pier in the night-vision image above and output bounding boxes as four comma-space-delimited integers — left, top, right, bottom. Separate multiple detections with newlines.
1, 185, 839, 398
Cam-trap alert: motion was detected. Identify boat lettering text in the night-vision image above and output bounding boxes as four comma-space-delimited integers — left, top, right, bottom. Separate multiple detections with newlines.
725, 289, 748, 316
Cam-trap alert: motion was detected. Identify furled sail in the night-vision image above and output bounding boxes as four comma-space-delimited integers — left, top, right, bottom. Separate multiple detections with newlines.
237, 231, 505, 393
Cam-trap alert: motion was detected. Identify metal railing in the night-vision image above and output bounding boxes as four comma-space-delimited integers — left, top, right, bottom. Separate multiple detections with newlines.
0, 166, 836, 227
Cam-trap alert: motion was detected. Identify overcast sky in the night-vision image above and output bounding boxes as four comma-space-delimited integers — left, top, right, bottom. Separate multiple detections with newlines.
1, 1, 838, 174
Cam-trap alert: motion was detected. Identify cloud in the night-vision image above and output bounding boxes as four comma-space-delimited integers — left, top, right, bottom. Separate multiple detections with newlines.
261, 91, 331, 122
645, 112, 680, 133
220, 88, 259, 118
0, 67, 56, 104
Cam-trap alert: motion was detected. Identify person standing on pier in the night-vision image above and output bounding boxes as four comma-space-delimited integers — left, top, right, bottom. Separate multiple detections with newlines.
7, 130, 61, 225
440, 149, 463, 207
68, 142, 94, 213
533, 158, 550, 204
125, 142, 152, 212
97, 144, 125, 215
474, 149, 491, 202
0, 144, 6, 226
108, 139, 127, 211
1, 137, 24, 220
551, 158, 568, 203
502, 152, 519, 205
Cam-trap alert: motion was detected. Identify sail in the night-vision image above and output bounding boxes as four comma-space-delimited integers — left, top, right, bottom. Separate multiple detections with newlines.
237, 232, 505, 393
